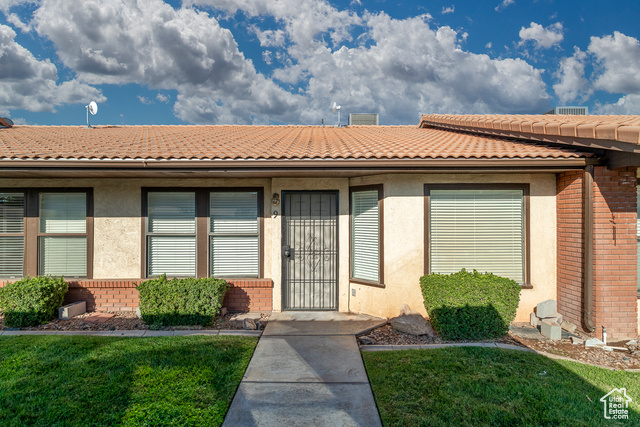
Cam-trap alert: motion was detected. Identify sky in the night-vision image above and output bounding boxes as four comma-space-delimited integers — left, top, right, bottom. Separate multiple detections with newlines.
0, 0, 639, 126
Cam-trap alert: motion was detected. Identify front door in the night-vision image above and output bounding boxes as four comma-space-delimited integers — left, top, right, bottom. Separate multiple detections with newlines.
282, 191, 338, 310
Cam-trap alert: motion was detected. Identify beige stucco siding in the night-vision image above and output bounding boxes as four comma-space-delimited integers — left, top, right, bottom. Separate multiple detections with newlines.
0, 173, 556, 321
347, 173, 557, 322
0, 178, 272, 279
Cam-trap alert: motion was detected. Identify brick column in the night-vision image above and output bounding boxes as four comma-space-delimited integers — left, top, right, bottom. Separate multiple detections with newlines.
556, 167, 638, 340
556, 171, 584, 328
592, 166, 637, 340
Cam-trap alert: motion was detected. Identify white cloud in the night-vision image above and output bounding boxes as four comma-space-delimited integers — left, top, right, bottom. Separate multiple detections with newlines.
485, 42, 492, 49
441, 6, 454, 14
5, 13, 31, 32
0, 24, 104, 116
588, 31, 640, 94
34, 0, 300, 124
137, 96, 152, 105
553, 47, 591, 104
594, 94, 640, 115
156, 93, 169, 103
495, 0, 514, 12
518, 22, 563, 49
2, 0, 551, 124
0, 0, 34, 12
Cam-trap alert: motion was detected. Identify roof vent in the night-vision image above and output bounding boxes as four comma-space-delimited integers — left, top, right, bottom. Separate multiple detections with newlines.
349, 113, 379, 126
0, 117, 14, 128
544, 106, 589, 115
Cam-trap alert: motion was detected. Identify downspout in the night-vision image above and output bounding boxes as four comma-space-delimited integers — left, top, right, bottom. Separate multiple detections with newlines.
583, 165, 596, 332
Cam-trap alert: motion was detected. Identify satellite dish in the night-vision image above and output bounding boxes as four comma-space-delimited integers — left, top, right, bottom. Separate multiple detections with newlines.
0, 117, 14, 128
331, 101, 341, 127
85, 101, 98, 128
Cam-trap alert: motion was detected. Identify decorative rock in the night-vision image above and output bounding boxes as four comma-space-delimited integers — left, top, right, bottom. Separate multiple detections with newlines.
220, 307, 228, 317
242, 318, 257, 330
358, 336, 374, 345
540, 319, 561, 340
530, 312, 540, 327
561, 320, 577, 333
389, 304, 435, 337
626, 340, 638, 346
536, 299, 557, 318
584, 337, 605, 348
541, 312, 563, 325
59, 301, 86, 320
570, 337, 584, 345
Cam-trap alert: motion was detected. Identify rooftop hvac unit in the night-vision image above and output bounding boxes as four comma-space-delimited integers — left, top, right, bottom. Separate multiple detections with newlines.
349, 113, 379, 126
544, 106, 589, 115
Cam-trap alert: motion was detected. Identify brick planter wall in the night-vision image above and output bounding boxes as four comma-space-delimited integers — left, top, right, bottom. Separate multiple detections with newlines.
556, 167, 638, 340
1, 278, 274, 314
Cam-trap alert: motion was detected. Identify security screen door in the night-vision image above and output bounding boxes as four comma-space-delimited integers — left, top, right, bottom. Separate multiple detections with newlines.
282, 191, 338, 310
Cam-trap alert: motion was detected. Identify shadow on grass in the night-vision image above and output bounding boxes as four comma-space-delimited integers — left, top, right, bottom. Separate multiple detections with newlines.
0, 335, 257, 427
363, 346, 640, 427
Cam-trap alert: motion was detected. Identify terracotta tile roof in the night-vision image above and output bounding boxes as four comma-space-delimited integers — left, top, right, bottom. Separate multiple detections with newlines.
420, 114, 640, 145
0, 124, 591, 161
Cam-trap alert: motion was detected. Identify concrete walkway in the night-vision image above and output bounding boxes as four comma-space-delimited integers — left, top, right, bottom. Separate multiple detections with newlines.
223, 312, 386, 427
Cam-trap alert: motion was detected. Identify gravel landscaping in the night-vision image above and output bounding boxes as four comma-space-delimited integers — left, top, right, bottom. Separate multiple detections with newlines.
0, 311, 271, 332
358, 321, 640, 370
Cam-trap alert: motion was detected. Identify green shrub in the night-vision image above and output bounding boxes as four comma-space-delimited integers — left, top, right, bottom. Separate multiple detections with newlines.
137, 275, 229, 326
420, 269, 521, 340
0, 276, 69, 328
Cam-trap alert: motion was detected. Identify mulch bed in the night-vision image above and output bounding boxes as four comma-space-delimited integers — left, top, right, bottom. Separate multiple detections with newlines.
358, 321, 640, 370
0, 311, 270, 332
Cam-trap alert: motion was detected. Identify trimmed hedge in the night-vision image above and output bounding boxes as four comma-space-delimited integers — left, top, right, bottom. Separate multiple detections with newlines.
0, 276, 69, 328
137, 275, 229, 326
420, 269, 521, 340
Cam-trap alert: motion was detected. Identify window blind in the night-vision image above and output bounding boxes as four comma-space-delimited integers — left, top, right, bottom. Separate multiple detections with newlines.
39, 236, 87, 277
0, 192, 24, 233
0, 193, 24, 277
351, 190, 379, 282
210, 192, 258, 277
147, 192, 196, 277
148, 236, 196, 277
430, 189, 524, 283
40, 193, 86, 233
38, 192, 88, 277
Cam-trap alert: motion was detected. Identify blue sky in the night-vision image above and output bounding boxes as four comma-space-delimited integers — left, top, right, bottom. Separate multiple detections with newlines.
1, 0, 639, 126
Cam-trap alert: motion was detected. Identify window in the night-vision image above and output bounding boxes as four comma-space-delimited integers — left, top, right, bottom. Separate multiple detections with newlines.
143, 188, 262, 278
146, 192, 197, 277
0, 192, 25, 277
426, 185, 527, 284
210, 191, 259, 277
0, 189, 92, 278
350, 185, 383, 285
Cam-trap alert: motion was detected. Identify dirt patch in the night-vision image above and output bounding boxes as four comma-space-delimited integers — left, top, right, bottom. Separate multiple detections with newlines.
359, 321, 640, 370
0, 311, 270, 332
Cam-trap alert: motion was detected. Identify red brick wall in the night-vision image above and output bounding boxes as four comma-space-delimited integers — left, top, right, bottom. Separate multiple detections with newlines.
2, 278, 273, 314
556, 171, 584, 328
556, 167, 638, 340
223, 279, 273, 312
592, 166, 637, 339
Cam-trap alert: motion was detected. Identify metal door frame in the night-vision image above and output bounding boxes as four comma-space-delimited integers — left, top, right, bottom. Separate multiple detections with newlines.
281, 190, 339, 311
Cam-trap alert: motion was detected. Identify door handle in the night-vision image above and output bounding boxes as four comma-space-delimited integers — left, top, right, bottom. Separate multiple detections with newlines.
283, 245, 291, 258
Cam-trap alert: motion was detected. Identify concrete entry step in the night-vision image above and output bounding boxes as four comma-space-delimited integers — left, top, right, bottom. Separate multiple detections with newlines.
264, 312, 386, 336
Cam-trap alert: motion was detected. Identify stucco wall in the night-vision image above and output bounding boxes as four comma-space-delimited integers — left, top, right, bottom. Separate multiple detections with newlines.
346, 173, 557, 322
0, 174, 556, 321
0, 178, 272, 279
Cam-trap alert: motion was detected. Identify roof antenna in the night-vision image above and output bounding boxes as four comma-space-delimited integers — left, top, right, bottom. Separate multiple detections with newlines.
332, 102, 341, 127
85, 101, 98, 128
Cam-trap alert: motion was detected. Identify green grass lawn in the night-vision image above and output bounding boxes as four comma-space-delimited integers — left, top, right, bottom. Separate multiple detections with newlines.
363, 347, 640, 427
0, 335, 257, 427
